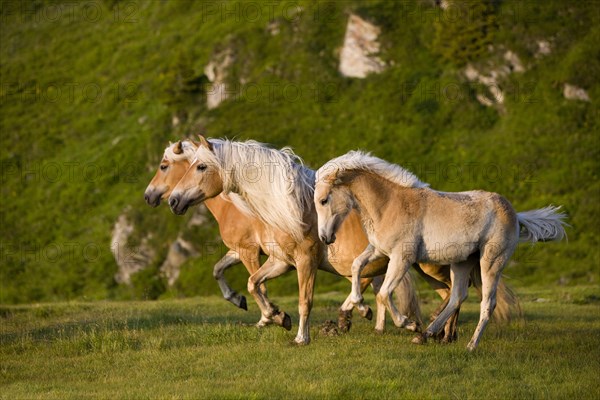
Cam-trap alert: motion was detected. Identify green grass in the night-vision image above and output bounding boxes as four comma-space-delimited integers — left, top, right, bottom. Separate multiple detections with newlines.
2, 287, 599, 399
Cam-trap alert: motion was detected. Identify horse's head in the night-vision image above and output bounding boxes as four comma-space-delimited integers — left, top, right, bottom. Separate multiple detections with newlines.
169, 135, 224, 215
144, 140, 198, 207
314, 168, 354, 245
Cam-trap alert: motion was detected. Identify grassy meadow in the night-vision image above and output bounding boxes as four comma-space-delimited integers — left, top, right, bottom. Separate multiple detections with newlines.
1, 287, 599, 399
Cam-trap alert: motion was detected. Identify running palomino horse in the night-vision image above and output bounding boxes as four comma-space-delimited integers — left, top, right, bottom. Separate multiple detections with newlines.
144, 139, 422, 332
314, 150, 568, 350
167, 137, 521, 344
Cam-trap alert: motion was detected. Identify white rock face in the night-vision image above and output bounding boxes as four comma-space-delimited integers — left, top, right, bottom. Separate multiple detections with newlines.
537, 40, 552, 57
204, 48, 234, 109
160, 236, 198, 287
464, 64, 505, 105
339, 14, 386, 78
111, 214, 155, 285
464, 49, 526, 108
563, 84, 590, 102
504, 50, 525, 73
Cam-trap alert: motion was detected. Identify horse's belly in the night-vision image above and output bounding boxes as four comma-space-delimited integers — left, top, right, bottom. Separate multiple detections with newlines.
420, 239, 478, 264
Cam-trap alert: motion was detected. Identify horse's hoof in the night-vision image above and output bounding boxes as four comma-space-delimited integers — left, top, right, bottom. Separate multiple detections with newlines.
405, 321, 419, 332
293, 337, 310, 346
271, 311, 291, 330
255, 320, 268, 328
374, 328, 385, 335
441, 336, 453, 345
411, 334, 426, 345
358, 306, 373, 320
281, 312, 292, 331
239, 296, 248, 311
338, 318, 351, 333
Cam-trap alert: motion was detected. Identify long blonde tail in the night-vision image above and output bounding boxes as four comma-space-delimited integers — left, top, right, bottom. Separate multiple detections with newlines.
517, 206, 568, 243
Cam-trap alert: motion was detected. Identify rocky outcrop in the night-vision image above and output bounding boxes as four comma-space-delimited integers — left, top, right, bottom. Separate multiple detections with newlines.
563, 84, 590, 102
111, 213, 155, 285
339, 14, 386, 78
464, 50, 526, 108
464, 64, 506, 106
160, 206, 207, 286
536, 40, 552, 57
204, 48, 234, 109
160, 236, 199, 286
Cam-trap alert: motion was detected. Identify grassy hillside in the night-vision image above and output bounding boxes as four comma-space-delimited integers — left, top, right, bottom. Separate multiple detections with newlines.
1, 0, 598, 304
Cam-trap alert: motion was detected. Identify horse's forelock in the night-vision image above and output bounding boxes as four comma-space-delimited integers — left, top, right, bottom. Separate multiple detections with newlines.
164, 140, 198, 162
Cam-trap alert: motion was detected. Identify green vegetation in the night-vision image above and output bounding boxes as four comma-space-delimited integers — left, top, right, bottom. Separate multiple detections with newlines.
1, 289, 599, 399
1, 0, 599, 304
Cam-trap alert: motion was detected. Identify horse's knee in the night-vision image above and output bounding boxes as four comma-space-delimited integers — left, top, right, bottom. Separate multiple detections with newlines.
350, 293, 363, 305
376, 289, 391, 305
213, 269, 223, 281
247, 278, 258, 295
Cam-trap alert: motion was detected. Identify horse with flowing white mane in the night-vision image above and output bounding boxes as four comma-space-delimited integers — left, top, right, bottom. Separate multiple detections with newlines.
315, 150, 567, 350
144, 139, 422, 331
168, 136, 327, 344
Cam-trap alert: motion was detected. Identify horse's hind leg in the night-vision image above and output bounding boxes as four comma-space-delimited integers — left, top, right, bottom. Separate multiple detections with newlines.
466, 254, 509, 351
424, 261, 472, 341
213, 250, 247, 310
247, 257, 293, 330
349, 245, 385, 309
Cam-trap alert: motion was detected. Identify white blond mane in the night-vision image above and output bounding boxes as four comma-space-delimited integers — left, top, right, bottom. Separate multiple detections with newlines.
194, 139, 315, 242
317, 150, 429, 188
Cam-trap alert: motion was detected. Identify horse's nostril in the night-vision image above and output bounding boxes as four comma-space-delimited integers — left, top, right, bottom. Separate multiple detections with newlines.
144, 194, 150, 204
169, 197, 178, 209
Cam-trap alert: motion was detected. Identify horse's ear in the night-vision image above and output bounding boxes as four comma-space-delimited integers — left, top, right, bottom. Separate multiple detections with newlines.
197, 134, 213, 151
173, 140, 183, 155
325, 168, 342, 186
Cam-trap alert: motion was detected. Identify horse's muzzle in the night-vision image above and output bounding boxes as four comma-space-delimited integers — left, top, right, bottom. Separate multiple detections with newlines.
169, 195, 188, 215
320, 233, 336, 245
144, 190, 161, 208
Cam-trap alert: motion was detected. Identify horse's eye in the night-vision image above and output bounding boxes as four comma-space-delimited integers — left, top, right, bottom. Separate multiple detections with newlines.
320, 198, 328, 206
160, 165, 168, 171
197, 163, 207, 171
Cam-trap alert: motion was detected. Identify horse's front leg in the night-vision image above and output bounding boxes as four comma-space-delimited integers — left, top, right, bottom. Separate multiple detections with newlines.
213, 250, 247, 310
294, 256, 318, 345
247, 257, 293, 330
376, 254, 419, 332
350, 245, 384, 309
338, 277, 374, 332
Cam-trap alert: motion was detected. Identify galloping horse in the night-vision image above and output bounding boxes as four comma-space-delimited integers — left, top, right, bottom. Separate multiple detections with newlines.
168, 137, 521, 344
315, 150, 567, 350
144, 139, 422, 332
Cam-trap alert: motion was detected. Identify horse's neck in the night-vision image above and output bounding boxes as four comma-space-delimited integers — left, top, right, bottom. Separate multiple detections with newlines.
349, 172, 401, 232
203, 196, 228, 223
